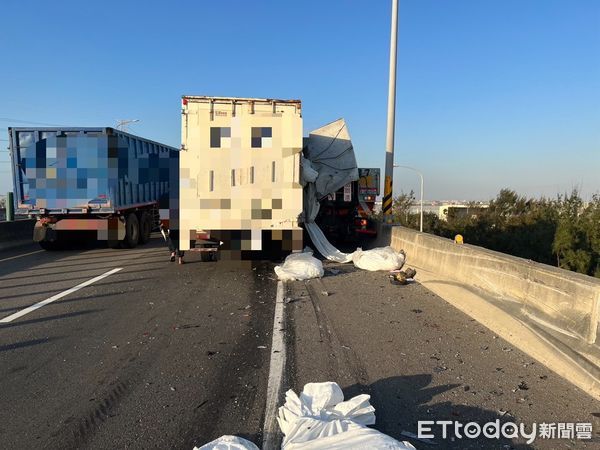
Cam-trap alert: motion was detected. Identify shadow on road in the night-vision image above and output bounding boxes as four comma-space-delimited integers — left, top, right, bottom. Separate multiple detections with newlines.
0, 336, 60, 353
345, 374, 535, 449
0, 309, 101, 329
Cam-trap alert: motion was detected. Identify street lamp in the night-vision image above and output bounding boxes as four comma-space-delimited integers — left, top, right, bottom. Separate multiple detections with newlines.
394, 164, 424, 232
383, 0, 399, 223
115, 119, 140, 132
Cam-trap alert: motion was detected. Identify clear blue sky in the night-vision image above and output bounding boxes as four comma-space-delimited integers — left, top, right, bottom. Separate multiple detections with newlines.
1, 0, 598, 201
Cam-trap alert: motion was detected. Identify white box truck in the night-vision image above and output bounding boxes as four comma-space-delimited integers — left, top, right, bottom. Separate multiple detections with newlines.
178, 96, 304, 260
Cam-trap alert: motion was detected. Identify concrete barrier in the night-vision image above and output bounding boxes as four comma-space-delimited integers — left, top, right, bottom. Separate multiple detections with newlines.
384, 224, 600, 346
0, 219, 35, 251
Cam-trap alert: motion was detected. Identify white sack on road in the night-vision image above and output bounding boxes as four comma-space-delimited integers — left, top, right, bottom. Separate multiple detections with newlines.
277, 382, 416, 450
352, 246, 406, 272
275, 249, 324, 281
194, 435, 259, 450
305, 223, 354, 263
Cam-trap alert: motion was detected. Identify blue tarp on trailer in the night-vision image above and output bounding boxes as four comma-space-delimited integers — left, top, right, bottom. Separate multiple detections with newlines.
9, 127, 179, 214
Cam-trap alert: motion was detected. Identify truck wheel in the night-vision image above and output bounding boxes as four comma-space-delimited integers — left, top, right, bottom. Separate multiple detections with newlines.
139, 212, 152, 244
201, 250, 217, 262
108, 239, 122, 249
39, 240, 59, 251
123, 213, 140, 248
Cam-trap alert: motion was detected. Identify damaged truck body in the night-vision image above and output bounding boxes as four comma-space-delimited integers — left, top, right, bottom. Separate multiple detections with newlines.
177, 96, 364, 261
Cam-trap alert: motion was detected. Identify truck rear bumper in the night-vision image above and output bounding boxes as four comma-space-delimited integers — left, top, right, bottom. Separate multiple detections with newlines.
181, 228, 303, 260
355, 228, 377, 236
35, 218, 125, 242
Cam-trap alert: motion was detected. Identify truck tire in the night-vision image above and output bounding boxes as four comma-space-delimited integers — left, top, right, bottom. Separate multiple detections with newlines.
201, 250, 217, 262
139, 212, 152, 245
123, 213, 140, 248
39, 240, 60, 251
108, 239, 122, 249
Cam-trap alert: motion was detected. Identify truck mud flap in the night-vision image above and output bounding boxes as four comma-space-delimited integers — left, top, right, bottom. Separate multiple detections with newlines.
33, 223, 48, 242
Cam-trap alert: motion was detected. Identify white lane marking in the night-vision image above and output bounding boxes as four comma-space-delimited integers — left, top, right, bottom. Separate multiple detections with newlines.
0, 268, 123, 323
0, 250, 44, 263
262, 281, 286, 450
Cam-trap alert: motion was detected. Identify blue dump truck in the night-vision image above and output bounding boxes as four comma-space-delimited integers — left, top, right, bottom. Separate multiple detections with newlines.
9, 127, 179, 250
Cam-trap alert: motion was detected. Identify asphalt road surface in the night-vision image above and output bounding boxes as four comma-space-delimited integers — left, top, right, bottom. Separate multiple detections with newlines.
285, 260, 600, 450
0, 237, 276, 449
2, 238, 600, 450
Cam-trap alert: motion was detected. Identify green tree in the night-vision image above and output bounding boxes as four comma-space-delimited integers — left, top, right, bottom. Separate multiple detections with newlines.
580, 194, 600, 277
553, 190, 592, 274
391, 190, 417, 227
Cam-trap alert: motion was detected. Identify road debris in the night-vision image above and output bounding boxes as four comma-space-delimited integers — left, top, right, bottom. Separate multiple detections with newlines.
194, 435, 259, 450
274, 249, 324, 281
400, 430, 436, 445
353, 246, 406, 271
389, 267, 417, 285
195, 381, 416, 449
278, 382, 416, 449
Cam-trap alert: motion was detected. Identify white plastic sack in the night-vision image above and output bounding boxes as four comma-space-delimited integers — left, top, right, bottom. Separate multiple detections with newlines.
275, 250, 324, 281
352, 246, 406, 272
194, 435, 259, 450
305, 223, 354, 263
277, 382, 416, 450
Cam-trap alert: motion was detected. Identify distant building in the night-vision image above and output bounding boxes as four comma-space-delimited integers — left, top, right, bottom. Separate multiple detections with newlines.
438, 204, 488, 221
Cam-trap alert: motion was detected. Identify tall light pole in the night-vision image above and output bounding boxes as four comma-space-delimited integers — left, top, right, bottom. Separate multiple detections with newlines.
383, 0, 399, 223
394, 164, 424, 232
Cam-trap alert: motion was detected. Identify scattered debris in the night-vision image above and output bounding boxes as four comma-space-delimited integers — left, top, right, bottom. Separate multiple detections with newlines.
257, 345, 267, 349
517, 381, 529, 391
194, 435, 259, 450
433, 366, 448, 373
354, 246, 406, 271
320, 290, 329, 296
274, 249, 324, 281
389, 268, 418, 285
411, 309, 423, 314
400, 430, 437, 445
278, 382, 416, 449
